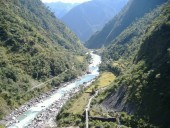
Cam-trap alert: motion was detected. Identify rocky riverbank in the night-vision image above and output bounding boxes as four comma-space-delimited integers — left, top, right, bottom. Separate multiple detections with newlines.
26, 81, 94, 128
3, 84, 63, 127
1, 52, 101, 128
3, 79, 94, 128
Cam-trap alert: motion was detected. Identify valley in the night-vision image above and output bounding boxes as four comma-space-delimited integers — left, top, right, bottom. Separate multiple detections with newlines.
0, 0, 170, 128
2, 52, 101, 128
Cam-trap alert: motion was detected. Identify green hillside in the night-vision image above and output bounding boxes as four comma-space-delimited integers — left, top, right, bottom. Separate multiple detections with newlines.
0, 0, 87, 119
99, 2, 170, 128
86, 0, 168, 48
52, 1, 170, 128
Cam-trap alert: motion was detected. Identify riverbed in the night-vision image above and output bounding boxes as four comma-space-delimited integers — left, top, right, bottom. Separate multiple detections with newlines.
6, 52, 101, 128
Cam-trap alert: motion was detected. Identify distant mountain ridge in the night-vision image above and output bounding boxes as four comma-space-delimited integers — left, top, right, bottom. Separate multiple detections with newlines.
61, 0, 128, 42
45, 2, 78, 18
86, 0, 168, 48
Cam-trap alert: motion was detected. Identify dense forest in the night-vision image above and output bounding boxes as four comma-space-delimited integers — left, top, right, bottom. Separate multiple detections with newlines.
99, 1, 170, 128
0, 0, 88, 119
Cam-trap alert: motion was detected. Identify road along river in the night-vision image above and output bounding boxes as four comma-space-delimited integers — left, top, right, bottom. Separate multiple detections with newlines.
6, 52, 101, 128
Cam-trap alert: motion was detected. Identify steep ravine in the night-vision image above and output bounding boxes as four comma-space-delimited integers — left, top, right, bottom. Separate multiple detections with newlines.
95, 2, 170, 128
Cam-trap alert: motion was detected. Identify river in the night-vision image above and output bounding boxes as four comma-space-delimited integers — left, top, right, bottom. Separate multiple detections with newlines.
7, 52, 101, 128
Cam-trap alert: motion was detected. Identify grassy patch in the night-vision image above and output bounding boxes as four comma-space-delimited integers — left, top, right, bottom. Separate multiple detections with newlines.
112, 62, 119, 67
90, 107, 103, 117
67, 93, 90, 115
86, 72, 116, 93
0, 124, 5, 128
57, 72, 116, 127
97, 72, 116, 88
76, 56, 84, 63
112, 60, 128, 70
65, 72, 115, 115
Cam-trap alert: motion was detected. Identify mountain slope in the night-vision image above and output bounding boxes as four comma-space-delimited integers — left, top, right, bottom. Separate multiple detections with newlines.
99, 2, 170, 127
0, 0, 87, 119
62, 0, 128, 42
86, 0, 168, 48
45, 2, 78, 18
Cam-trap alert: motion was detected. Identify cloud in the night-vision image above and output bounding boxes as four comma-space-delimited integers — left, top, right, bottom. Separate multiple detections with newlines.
41, 0, 91, 3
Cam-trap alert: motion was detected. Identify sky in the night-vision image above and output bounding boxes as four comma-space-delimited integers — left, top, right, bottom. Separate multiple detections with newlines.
41, 0, 91, 3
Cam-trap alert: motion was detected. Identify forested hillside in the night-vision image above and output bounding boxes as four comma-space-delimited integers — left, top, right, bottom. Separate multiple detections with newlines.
98, 2, 170, 128
0, 0, 87, 119
86, 0, 168, 48
62, 0, 128, 42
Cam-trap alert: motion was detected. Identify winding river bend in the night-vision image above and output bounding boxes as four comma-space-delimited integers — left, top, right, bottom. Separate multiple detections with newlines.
8, 52, 101, 128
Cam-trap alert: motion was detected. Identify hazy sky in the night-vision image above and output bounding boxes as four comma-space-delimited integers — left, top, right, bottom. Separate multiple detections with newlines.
41, 0, 91, 3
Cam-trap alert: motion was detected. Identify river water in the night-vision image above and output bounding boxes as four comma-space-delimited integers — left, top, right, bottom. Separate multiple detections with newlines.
8, 52, 101, 128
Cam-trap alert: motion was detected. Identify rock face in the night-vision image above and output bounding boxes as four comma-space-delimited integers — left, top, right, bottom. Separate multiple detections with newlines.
62, 0, 128, 42
102, 86, 135, 114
